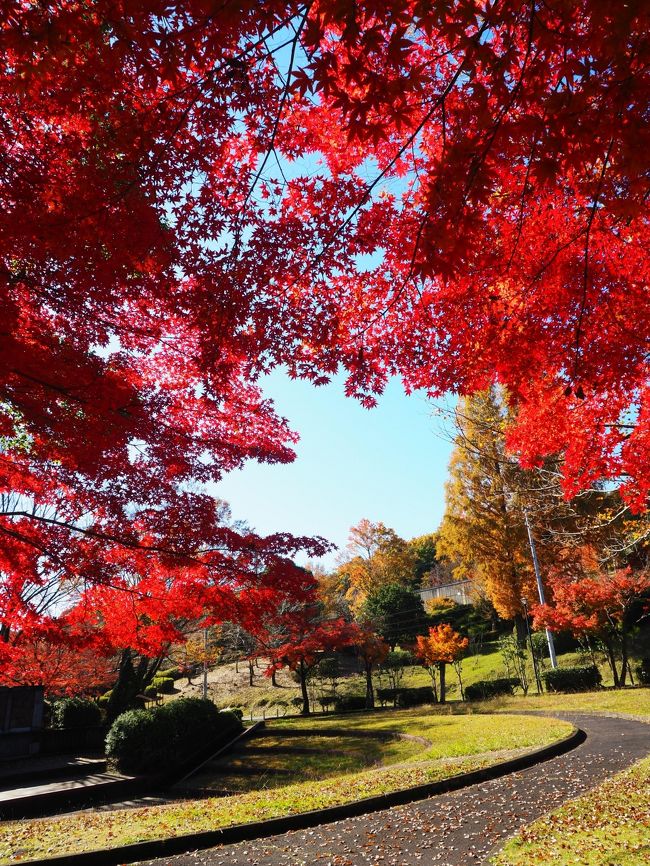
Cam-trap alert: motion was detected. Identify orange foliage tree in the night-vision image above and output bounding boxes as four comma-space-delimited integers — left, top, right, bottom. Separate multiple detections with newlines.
416, 624, 469, 702
356, 630, 389, 709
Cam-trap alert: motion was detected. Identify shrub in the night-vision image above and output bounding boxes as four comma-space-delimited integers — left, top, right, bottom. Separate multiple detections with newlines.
151, 676, 175, 694
50, 697, 102, 729
396, 686, 435, 708
464, 677, 519, 702
636, 658, 650, 686
542, 665, 602, 693
143, 684, 159, 698
160, 667, 182, 680
376, 687, 398, 706
106, 697, 242, 774
333, 695, 367, 713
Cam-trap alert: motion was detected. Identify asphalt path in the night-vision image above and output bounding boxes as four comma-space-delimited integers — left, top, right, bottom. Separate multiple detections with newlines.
138, 712, 649, 866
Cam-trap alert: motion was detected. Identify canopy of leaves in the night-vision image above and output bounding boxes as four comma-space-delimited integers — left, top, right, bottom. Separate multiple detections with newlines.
361, 582, 427, 647
1, 1, 648, 671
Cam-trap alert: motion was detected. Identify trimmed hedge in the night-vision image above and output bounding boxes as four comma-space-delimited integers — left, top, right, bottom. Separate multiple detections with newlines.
396, 686, 435, 708
542, 665, 602, 693
376, 686, 435, 707
333, 695, 367, 713
50, 697, 102, 729
464, 677, 519, 702
105, 697, 242, 774
151, 675, 175, 694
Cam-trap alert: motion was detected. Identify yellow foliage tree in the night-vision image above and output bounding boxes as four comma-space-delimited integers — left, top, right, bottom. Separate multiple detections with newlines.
436, 388, 541, 643
338, 519, 416, 613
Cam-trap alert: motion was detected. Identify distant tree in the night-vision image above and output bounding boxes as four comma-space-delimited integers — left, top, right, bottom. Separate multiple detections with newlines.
356, 631, 389, 709
380, 649, 413, 703
267, 607, 361, 715
408, 533, 444, 585
436, 389, 548, 645
416, 625, 469, 703
361, 583, 427, 649
339, 520, 416, 612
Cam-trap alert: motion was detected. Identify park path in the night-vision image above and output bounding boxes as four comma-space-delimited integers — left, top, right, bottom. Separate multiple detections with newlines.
138, 712, 649, 866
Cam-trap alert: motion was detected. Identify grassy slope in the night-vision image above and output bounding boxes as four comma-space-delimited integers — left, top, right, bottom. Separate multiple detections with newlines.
0, 713, 571, 863
493, 755, 650, 866
485, 687, 650, 717
185, 645, 637, 717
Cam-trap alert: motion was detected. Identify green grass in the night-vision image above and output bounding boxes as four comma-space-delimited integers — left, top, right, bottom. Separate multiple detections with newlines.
184, 732, 417, 794
484, 687, 650, 718
0, 713, 571, 864
492, 755, 650, 865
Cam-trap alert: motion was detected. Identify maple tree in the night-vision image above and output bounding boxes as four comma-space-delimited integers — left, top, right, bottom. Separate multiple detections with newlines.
533, 559, 650, 687
1, 2, 647, 673
356, 629, 389, 708
264, 605, 361, 714
415, 624, 469, 702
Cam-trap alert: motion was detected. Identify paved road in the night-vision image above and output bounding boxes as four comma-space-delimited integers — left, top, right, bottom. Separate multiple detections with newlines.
139, 713, 649, 866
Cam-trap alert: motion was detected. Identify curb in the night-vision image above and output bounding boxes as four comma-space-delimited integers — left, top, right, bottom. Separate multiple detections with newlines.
13, 725, 586, 866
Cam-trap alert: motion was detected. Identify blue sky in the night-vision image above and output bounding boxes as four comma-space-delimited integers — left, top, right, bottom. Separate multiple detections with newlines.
213, 370, 454, 571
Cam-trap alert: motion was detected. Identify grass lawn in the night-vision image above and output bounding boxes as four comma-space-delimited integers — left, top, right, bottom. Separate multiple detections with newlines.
484, 687, 650, 718
0, 713, 572, 863
492, 755, 650, 866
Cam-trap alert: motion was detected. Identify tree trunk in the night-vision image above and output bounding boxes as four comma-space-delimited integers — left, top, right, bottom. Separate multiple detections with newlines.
619, 632, 629, 687
604, 639, 620, 687
514, 614, 527, 649
299, 660, 310, 715
271, 668, 278, 687
439, 662, 446, 703
365, 662, 375, 709
248, 659, 254, 687
429, 669, 439, 703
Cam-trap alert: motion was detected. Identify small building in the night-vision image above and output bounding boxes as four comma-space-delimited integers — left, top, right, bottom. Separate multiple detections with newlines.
418, 580, 474, 607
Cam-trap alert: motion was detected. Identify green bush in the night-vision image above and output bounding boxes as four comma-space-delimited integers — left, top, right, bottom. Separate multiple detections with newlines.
636, 658, 650, 686
542, 665, 602, 693
143, 684, 159, 698
151, 676, 175, 694
376, 687, 398, 706
50, 697, 102, 729
333, 695, 367, 713
160, 667, 182, 680
105, 698, 242, 774
464, 677, 519, 702
396, 686, 436, 707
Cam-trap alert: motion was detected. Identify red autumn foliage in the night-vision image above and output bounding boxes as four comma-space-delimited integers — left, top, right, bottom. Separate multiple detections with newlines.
1, 2, 648, 677
533, 568, 650, 687
264, 605, 361, 714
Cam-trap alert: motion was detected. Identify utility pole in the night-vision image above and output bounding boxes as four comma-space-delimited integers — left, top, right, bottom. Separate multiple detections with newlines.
524, 511, 558, 669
